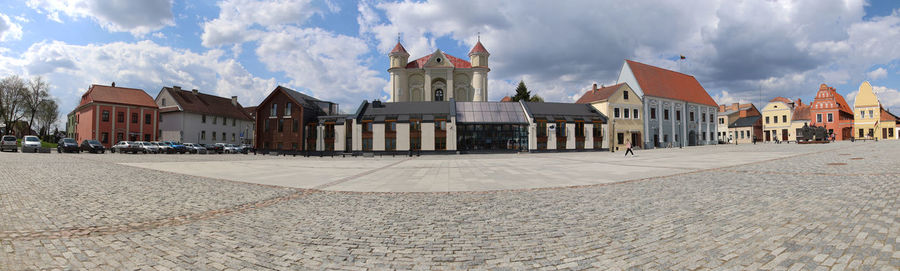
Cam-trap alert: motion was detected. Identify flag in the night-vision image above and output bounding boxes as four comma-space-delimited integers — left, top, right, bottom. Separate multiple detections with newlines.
680, 55, 686, 60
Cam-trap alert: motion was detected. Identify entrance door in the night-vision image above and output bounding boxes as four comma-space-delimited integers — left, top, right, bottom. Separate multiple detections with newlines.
781, 129, 789, 141
631, 133, 641, 148
688, 131, 697, 146
653, 134, 659, 148
765, 130, 770, 141
883, 128, 887, 139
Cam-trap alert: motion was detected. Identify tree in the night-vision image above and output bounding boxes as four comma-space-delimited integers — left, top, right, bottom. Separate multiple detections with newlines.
36, 99, 59, 137
511, 80, 531, 102
0, 75, 27, 135
529, 95, 544, 102
23, 76, 50, 135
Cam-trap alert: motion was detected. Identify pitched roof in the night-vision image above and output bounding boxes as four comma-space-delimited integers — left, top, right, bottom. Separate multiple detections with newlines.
278, 86, 332, 114
161, 87, 251, 121
575, 83, 625, 104
523, 102, 608, 122
880, 107, 898, 121
769, 97, 793, 104
243, 106, 257, 118
406, 53, 472, 69
390, 42, 409, 55
468, 41, 489, 55
625, 60, 717, 107
79, 84, 157, 108
729, 115, 761, 128
792, 104, 811, 121
500, 96, 513, 102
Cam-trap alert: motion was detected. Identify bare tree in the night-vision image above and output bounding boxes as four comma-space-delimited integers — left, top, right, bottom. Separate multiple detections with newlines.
37, 99, 59, 137
24, 76, 50, 134
0, 75, 28, 135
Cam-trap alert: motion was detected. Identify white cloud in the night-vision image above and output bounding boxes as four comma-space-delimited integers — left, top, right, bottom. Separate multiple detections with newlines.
867, 67, 887, 80
200, 0, 321, 47
0, 40, 276, 124
712, 90, 750, 105
26, 0, 174, 36
0, 12, 24, 41
872, 85, 900, 109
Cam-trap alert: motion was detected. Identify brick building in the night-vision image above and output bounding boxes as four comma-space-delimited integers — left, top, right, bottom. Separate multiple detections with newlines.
810, 84, 854, 140
255, 86, 337, 151
72, 83, 159, 148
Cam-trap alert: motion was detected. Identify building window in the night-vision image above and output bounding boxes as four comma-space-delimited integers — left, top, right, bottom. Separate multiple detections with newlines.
117, 133, 124, 142
144, 134, 150, 141
222, 132, 226, 141
651, 108, 657, 119
278, 119, 284, 132
690, 112, 695, 122
162, 98, 166, 106
575, 122, 585, 138
774, 116, 778, 124
201, 131, 206, 140
623, 90, 629, 100
556, 122, 567, 137
634, 109, 639, 119
435, 137, 446, 150
117, 112, 124, 122
285, 102, 292, 116
664, 109, 669, 120
389, 121, 397, 132
436, 120, 446, 131
617, 133, 624, 145
213, 116, 217, 124
362, 138, 373, 151
202, 115, 206, 123
159, 115, 163, 122
859, 128, 864, 138
817, 114, 822, 123
264, 119, 269, 131
765, 116, 770, 124
676, 110, 681, 121
435, 89, 444, 101
709, 113, 714, 123
701, 112, 706, 122
537, 121, 547, 137
271, 104, 277, 116
827, 113, 833, 122
624, 108, 630, 118
131, 113, 138, 123
386, 138, 396, 151
719, 118, 724, 124
232, 133, 235, 142
232, 118, 235, 126
292, 119, 299, 132
145, 114, 151, 124
212, 132, 217, 140
868, 110, 873, 118
101, 132, 109, 143
102, 110, 110, 122
222, 117, 227, 126
782, 115, 787, 123
614, 108, 620, 118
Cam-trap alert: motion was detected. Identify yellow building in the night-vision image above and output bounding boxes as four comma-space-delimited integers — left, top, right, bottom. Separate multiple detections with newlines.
576, 83, 643, 151
761, 97, 798, 142
853, 81, 897, 140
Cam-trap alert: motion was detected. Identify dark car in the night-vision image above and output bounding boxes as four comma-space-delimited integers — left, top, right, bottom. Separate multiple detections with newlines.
205, 143, 223, 154
57, 138, 80, 153
80, 139, 105, 153
164, 141, 188, 154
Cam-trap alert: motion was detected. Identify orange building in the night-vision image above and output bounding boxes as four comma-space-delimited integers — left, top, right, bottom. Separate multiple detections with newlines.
809, 84, 854, 140
72, 83, 159, 148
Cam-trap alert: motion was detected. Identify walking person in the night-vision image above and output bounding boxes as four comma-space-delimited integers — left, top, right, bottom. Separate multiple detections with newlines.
624, 140, 634, 157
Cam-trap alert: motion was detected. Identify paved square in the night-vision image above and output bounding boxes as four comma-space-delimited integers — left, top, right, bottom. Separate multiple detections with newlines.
1, 141, 898, 270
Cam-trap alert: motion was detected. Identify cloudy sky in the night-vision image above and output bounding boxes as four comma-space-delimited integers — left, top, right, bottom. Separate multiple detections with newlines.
2, 0, 900, 126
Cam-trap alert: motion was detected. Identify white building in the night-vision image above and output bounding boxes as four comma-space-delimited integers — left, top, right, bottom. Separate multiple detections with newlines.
155, 86, 253, 145
616, 60, 718, 148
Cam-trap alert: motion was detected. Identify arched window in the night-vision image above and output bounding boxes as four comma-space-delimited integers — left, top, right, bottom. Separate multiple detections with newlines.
435, 89, 444, 101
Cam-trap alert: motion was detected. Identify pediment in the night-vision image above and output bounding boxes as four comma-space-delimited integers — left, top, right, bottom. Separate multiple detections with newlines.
423, 49, 454, 68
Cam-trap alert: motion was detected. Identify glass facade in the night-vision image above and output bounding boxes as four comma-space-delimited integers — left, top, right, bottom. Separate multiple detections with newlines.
457, 124, 528, 151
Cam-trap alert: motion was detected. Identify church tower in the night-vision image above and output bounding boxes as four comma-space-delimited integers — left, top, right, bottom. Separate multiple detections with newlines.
388, 42, 409, 102
469, 40, 490, 102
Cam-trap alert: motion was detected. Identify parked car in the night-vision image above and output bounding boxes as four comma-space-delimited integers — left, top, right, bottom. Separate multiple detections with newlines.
80, 140, 105, 153
136, 141, 159, 154
184, 143, 207, 154
164, 141, 188, 154
1, 135, 17, 152
21, 135, 42, 153
207, 143, 224, 154
57, 138, 80, 153
152, 141, 173, 154
240, 144, 255, 154
111, 141, 141, 153
218, 143, 238, 154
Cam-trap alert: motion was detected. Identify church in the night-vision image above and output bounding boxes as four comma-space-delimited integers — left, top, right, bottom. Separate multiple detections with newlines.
388, 40, 490, 102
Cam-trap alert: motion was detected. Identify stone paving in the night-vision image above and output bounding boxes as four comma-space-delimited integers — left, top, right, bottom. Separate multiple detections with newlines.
0, 141, 898, 270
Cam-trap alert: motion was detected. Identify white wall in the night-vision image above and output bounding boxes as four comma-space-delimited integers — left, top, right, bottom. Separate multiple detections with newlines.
422, 122, 435, 150
374, 123, 385, 151
397, 123, 410, 151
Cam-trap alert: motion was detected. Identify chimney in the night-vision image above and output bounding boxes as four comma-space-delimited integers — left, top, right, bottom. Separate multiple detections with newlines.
111, 82, 116, 87
592, 83, 598, 92
231, 96, 238, 106
173, 85, 181, 91
796, 98, 802, 106
731, 103, 739, 109
192, 89, 199, 95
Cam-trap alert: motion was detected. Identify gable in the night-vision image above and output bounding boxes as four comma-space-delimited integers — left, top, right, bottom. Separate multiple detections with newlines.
854, 81, 880, 108
423, 50, 456, 68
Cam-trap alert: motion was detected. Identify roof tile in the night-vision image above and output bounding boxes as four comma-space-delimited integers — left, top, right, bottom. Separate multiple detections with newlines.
626, 60, 717, 107
79, 84, 157, 108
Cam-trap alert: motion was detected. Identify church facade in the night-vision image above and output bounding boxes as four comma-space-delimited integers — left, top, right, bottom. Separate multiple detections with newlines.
388, 41, 490, 102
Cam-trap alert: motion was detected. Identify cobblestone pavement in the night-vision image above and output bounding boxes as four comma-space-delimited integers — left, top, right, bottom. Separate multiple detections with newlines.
1, 141, 898, 270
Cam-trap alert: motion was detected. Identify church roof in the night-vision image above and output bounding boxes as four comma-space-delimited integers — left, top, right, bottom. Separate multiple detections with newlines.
469, 41, 489, 55
625, 60, 717, 107
390, 42, 409, 55
406, 53, 472, 69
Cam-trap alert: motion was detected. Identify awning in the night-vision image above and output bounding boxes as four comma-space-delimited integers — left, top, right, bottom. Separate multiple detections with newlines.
373, 115, 386, 123
397, 115, 410, 123
422, 115, 435, 122
564, 116, 575, 122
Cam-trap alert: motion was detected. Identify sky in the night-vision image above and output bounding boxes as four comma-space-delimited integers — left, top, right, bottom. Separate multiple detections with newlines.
2, 0, 900, 128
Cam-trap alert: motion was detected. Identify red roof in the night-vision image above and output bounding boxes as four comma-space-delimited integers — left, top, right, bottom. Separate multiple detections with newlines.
79, 84, 157, 108
161, 87, 251, 121
406, 53, 472, 69
390, 42, 408, 55
469, 41, 489, 55
500, 96, 513, 102
575, 83, 625, 104
792, 104, 811, 121
881, 107, 898, 121
625, 60, 717, 107
769, 97, 793, 105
